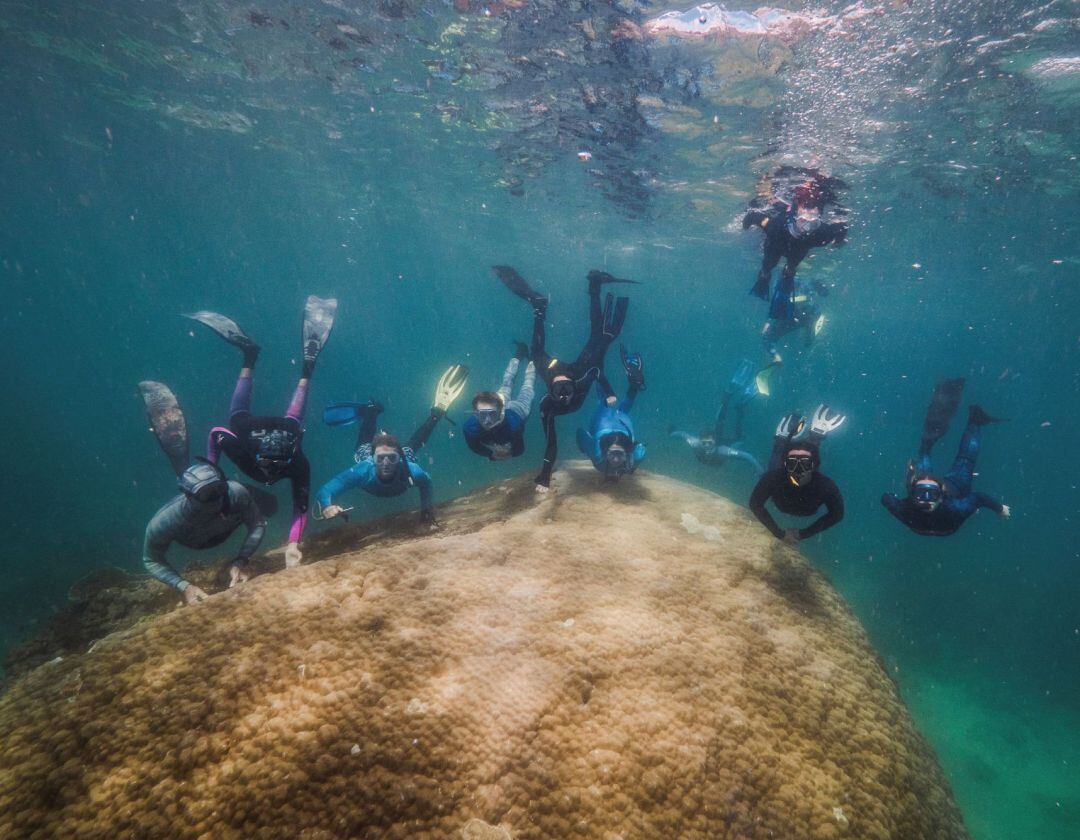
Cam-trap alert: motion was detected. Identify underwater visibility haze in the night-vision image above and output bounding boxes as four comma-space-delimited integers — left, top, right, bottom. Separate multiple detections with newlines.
1, 1, 1078, 838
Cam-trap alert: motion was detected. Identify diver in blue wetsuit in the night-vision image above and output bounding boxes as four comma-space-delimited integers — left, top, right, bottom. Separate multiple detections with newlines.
576, 346, 647, 480
670, 358, 766, 474
882, 379, 1011, 536
462, 346, 536, 461
316, 366, 469, 529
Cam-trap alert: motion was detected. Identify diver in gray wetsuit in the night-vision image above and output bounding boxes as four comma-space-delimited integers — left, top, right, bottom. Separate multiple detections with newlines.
670, 359, 766, 474
143, 460, 267, 603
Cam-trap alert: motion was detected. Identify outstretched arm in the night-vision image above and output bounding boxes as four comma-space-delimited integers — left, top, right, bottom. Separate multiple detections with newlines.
142, 512, 184, 590
235, 491, 267, 563
798, 483, 845, 539
287, 456, 311, 545
536, 400, 558, 488
410, 464, 434, 514
732, 448, 764, 475
748, 474, 785, 540
316, 463, 365, 509
975, 492, 1004, 514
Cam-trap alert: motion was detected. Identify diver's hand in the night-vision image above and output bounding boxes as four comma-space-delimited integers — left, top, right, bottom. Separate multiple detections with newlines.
999, 504, 1011, 519
182, 584, 209, 605
535, 483, 549, 494
321, 504, 345, 519
229, 563, 250, 588
285, 542, 302, 568
490, 445, 512, 461
782, 528, 800, 545
605, 395, 617, 406
419, 510, 440, 531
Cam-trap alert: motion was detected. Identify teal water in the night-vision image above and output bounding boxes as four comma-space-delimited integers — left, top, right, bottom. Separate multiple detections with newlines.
1, 1, 1078, 837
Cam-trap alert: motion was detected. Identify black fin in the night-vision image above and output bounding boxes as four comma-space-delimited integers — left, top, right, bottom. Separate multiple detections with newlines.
138, 381, 190, 476
921, 378, 965, 450
968, 405, 1004, 426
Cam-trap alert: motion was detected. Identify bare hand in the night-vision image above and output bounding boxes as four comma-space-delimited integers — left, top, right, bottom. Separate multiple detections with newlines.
490, 445, 512, 461
183, 584, 209, 605
605, 395, 617, 406
999, 504, 1011, 519
285, 542, 302, 568
322, 504, 345, 519
535, 483, 549, 494
229, 565, 250, 588
782, 528, 800, 545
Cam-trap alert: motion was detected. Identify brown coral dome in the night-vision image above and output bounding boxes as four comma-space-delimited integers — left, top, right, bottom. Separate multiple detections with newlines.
0, 465, 969, 839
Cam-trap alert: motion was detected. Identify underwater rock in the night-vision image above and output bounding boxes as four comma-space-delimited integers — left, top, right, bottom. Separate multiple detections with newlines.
0, 464, 969, 839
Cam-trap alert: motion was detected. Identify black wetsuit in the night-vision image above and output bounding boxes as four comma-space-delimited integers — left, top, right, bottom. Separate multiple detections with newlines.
744, 202, 847, 300
533, 277, 628, 487
749, 470, 845, 540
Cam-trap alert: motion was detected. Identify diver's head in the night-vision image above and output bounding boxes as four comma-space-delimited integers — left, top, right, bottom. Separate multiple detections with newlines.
372, 433, 402, 481
911, 477, 944, 512
472, 391, 505, 431
178, 460, 228, 512
551, 375, 575, 406
784, 447, 817, 488
254, 428, 297, 480
600, 432, 633, 480
792, 206, 822, 236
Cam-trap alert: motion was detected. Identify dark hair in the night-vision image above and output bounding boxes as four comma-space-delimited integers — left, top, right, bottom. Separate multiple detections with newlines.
372, 433, 400, 450
472, 391, 501, 410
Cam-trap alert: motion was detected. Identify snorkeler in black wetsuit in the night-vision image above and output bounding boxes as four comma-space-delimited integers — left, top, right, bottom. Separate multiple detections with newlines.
494, 265, 637, 492
744, 177, 847, 302
748, 407, 846, 543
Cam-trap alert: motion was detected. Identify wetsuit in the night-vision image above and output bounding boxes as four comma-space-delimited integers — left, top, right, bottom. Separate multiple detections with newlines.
534, 276, 629, 487
882, 418, 1004, 536
671, 359, 763, 473
749, 469, 844, 540
463, 358, 536, 460
207, 373, 310, 545
143, 482, 266, 590
744, 201, 847, 301
576, 384, 646, 473
315, 407, 440, 517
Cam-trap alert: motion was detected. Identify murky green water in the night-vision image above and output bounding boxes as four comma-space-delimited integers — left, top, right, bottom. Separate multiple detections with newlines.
1, 1, 1078, 837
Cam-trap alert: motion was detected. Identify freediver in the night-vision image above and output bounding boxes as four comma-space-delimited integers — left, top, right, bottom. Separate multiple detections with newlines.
882, 378, 1010, 536
743, 177, 847, 304
749, 406, 847, 543
462, 343, 536, 461
138, 381, 269, 603
576, 345, 647, 480
494, 265, 638, 493
186, 296, 336, 569
316, 365, 469, 529
670, 358, 766, 475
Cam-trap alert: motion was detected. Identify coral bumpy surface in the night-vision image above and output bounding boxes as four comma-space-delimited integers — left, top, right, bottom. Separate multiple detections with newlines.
0, 464, 968, 839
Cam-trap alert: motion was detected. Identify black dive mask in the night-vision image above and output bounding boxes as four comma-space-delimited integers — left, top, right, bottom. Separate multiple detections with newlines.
551, 379, 575, 404
476, 406, 504, 431
784, 454, 814, 487
912, 480, 943, 512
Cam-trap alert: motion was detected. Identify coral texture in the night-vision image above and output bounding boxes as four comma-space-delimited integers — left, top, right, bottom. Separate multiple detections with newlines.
0, 465, 968, 839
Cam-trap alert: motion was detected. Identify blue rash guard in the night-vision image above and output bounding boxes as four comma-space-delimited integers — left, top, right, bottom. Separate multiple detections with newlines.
576, 388, 646, 473
463, 409, 526, 459
316, 456, 433, 514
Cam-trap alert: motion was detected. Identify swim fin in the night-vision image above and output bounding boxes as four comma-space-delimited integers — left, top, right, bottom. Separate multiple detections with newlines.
588, 269, 640, 292
323, 401, 383, 427
921, 378, 965, 451
620, 344, 646, 390
968, 405, 1005, 426
813, 313, 826, 336
602, 294, 630, 339
138, 380, 190, 476
493, 265, 547, 310
755, 363, 779, 398
302, 295, 338, 375
184, 311, 260, 366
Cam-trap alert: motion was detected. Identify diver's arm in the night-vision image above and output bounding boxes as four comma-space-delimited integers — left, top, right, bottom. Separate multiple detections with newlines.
235, 490, 267, 563
142, 514, 185, 590
465, 432, 495, 460
411, 465, 434, 514
733, 449, 765, 475
798, 481, 845, 539
536, 401, 558, 488
880, 493, 907, 523
315, 464, 365, 508
743, 209, 767, 229
748, 474, 785, 540
974, 492, 1004, 514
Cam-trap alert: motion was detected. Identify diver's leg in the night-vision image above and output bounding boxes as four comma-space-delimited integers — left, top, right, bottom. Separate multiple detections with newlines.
285, 380, 309, 423
497, 358, 519, 403
714, 394, 730, 442
734, 403, 747, 442
752, 244, 782, 299
508, 362, 537, 421
944, 421, 980, 496
229, 370, 254, 421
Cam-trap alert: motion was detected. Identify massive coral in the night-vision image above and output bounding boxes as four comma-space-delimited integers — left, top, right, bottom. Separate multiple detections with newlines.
0, 465, 968, 839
